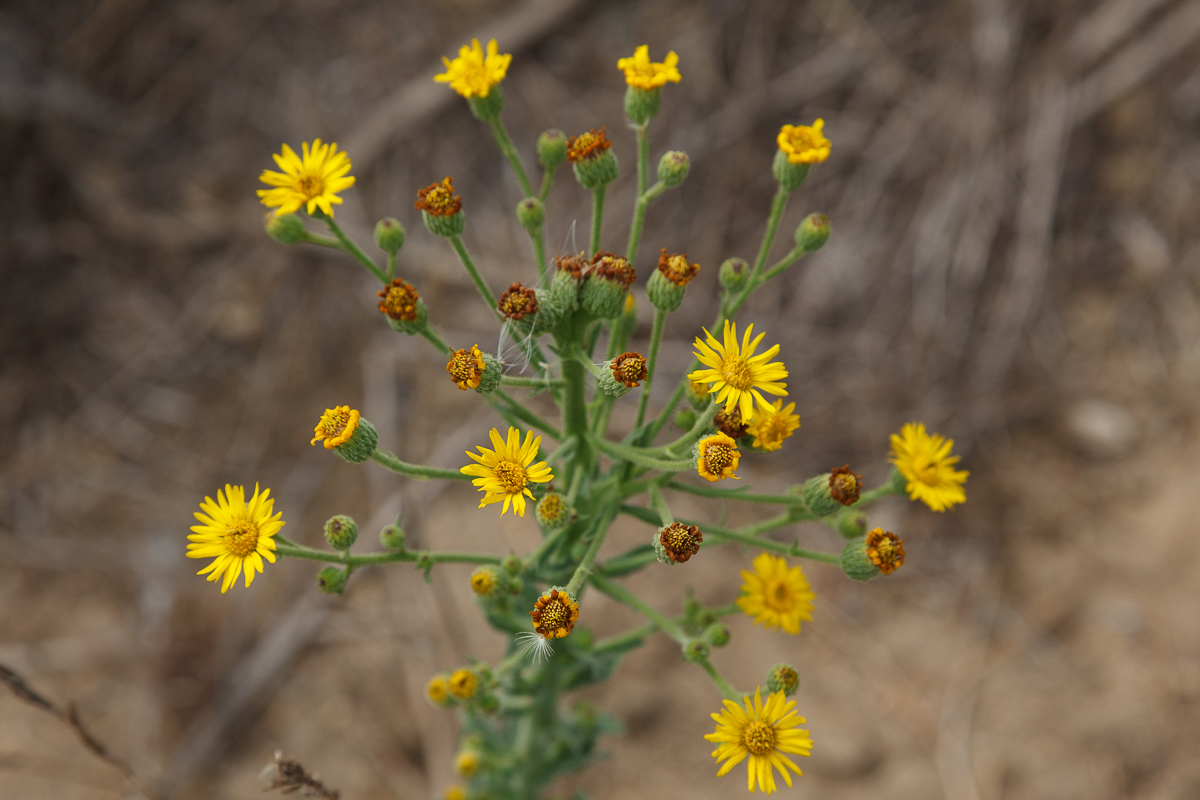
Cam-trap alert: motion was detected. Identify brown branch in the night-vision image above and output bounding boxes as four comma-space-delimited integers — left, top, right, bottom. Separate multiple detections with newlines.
0, 662, 162, 800
259, 750, 340, 799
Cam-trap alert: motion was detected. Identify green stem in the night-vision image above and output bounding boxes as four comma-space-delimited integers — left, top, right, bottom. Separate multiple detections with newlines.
488, 390, 562, 441
500, 375, 565, 389
538, 166, 556, 203
633, 306, 666, 433
750, 184, 791, 281
529, 226, 548, 284
386, 251, 397, 281
645, 376, 689, 442
649, 484, 674, 525
448, 236, 502, 320
589, 435, 692, 473
624, 124, 651, 261
560, 352, 592, 490
564, 503, 617, 596
321, 216, 388, 284
590, 574, 687, 645
590, 185, 606, 256
854, 481, 902, 507
661, 401, 717, 454
417, 325, 451, 355
369, 449, 469, 482
276, 538, 500, 568
488, 118, 535, 198
759, 247, 806, 283
664, 480, 811, 511
592, 603, 742, 653
698, 659, 742, 702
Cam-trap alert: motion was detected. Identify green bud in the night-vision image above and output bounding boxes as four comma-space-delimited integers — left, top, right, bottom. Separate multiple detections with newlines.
625, 85, 662, 125
674, 407, 697, 431
580, 269, 633, 319
718, 257, 749, 293
657, 150, 690, 187
549, 259, 584, 313
475, 353, 503, 394
795, 213, 830, 252
476, 692, 500, 714
501, 555, 523, 576
265, 212, 308, 245
646, 268, 686, 312
379, 524, 406, 550
772, 148, 811, 192
834, 510, 868, 539
703, 623, 731, 648
466, 85, 504, 121
385, 298, 429, 335
506, 576, 524, 596
536, 491, 573, 531
537, 129, 568, 170
316, 567, 348, 595
515, 197, 545, 231
682, 638, 710, 663
573, 700, 599, 729
373, 217, 406, 254
841, 539, 881, 582
598, 365, 632, 398
530, 288, 564, 335
421, 209, 465, 238
766, 664, 800, 696
802, 467, 862, 517
572, 149, 619, 190
332, 418, 378, 464
323, 514, 358, 551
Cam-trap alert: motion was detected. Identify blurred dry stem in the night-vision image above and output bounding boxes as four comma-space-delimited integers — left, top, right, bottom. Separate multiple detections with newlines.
259, 750, 340, 799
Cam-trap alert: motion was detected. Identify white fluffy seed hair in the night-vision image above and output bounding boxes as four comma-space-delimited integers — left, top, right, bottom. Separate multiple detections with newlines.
515, 631, 554, 663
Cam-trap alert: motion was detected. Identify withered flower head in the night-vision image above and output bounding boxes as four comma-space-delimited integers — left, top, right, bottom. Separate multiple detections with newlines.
658, 522, 703, 563
554, 252, 589, 279
714, 405, 749, 439
377, 278, 421, 321
657, 249, 700, 286
610, 352, 648, 388
590, 251, 636, 288
498, 282, 538, 320
865, 528, 905, 575
829, 465, 862, 506
415, 177, 462, 217
566, 128, 612, 162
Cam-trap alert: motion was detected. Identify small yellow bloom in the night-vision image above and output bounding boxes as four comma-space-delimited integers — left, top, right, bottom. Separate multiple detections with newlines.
426, 675, 450, 705
737, 553, 815, 635
617, 45, 681, 90
444, 785, 467, 800
696, 432, 741, 482
530, 586, 579, 639
447, 345, 487, 391
435, 38, 511, 98
186, 484, 282, 593
777, 120, 831, 165
470, 567, 498, 596
461, 427, 554, 516
746, 400, 800, 452
705, 687, 812, 793
889, 422, 968, 512
866, 528, 905, 575
455, 750, 480, 777
448, 669, 478, 700
257, 139, 355, 218
691, 321, 788, 421
311, 405, 360, 449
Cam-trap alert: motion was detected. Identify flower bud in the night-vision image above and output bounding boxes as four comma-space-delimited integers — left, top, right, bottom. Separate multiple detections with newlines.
802, 465, 863, 517
713, 406, 749, 440
772, 148, 811, 192
455, 750, 481, 778
501, 555, 523, 576
264, 211, 308, 244
657, 150, 690, 187
834, 509, 868, 539
377, 277, 429, 334
682, 638, 710, 663
537, 129, 568, 170
842, 528, 906, 581
718, 257, 749, 293
506, 576, 523, 596
550, 253, 587, 313
477, 353, 502, 394
795, 213, 830, 252
647, 249, 700, 312
674, 407, 696, 430
323, 514, 358, 551
536, 490, 573, 531
515, 197, 545, 231
625, 85, 662, 125
599, 351, 648, 398
470, 565, 505, 598
653, 522, 703, 564
581, 252, 635, 318
416, 177, 464, 237
379, 523, 406, 550
374, 217, 406, 254
567, 128, 619, 189
703, 623, 731, 648
476, 692, 499, 714
686, 377, 711, 411
766, 664, 800, 696
466, 84, 504, 121
316, 566, 348, 595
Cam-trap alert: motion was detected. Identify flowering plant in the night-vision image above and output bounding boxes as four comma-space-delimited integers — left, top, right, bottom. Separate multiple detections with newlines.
201, 39, 970, 798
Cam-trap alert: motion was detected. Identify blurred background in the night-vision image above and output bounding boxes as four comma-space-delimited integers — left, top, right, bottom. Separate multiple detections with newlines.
3, 0, 1200, 797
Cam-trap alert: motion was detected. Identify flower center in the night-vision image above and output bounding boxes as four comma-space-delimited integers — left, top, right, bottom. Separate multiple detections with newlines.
703, 443, 735, 474
759, 418, 787, 443
612, 353, 648, 387
567, 129, 611, 162
742, 720, 778, 756
448, 350, 482, 384
721, 356, 753, 390
499, 283, 537, 319
764, 578, 793, 611
319, 410, 350, 439
493, 460, 528, 494
378, 280, 419, 321
913, 456, 941, 485
537, 599, 571, 631
660, 522, 703, 562
225, 520, 259, 557
297, 174, 323, 198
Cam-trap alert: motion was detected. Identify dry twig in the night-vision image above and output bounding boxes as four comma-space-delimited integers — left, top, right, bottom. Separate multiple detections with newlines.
259, 750, 340, 799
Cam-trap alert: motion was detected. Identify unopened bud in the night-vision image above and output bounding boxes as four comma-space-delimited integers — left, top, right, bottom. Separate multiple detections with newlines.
657, 150, 690, 187
625, 85, 662, 125
834, 510, 868, 539
316, 567, 348, 595
802, 465, 862, 517
379, 523, 406, 550
795, 213, 830, 252
718, 257, 749, 293
516, 197, 545, 231
501, 555, 523, 576
374, 217, 406, 254
772, 149, 811, 192
674, 407, 697, 430
265, 212, 308, 245
470, 565, 505, 598
537, 129, 568, 170
766, 663, 800, 696
323, 514, 358, 551
703, 623, 731, 648
682, 638, 710, 663
536, 491, 573, 531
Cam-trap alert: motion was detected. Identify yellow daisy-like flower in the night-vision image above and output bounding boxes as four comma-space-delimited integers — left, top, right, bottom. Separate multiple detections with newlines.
461, 427, 554, 516
690, 320, 788, 421
448, 669, 478, 700
311, 405, 360, 449
737, 553, 815, 635
447, 345, 486, 391
617, 45, 681, 89
455, 750, 480, 778
435, 38, 511, 98
777, 120, 831, 165
444, 786, 467, 800
426, 675, 450, 706
705, 687, 813, 794
186, 484, 282, 593
257, 139, 355, 218
889, 422, 969, 512
746, 400, 800, 452
696, 432, 742, 482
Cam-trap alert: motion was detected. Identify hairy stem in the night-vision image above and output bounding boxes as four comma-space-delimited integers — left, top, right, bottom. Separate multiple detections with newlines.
489, 117, 535, 198
448, 236, 502, 320
369, 449, 470, 481
590, 185, 606, 256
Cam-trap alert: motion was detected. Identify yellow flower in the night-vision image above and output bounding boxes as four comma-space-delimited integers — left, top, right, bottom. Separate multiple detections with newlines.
444, 785, 467, 800
455, 751, 480, 777
426, 675, 450, 706
617, 45, 681, 89
696, 432, 741, 482
257, 139, 354, 218
447, 345, 486, 391
746, 400, 800, 452
461, 427, 554, 516
186, 484, 282, 593
705, 687, 812, 794
448, 669, 478, 700
737, 553, 815, 635
777, 120, 831, 165
690, 320, 788, 421
311, 405, 360, 449
435, 38, 511, 98
889, 422, 968, 512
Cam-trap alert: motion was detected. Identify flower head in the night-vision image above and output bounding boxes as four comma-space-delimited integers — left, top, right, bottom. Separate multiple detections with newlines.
777, 120, 831, 165
889, 422, 968, 512
377, 278, 420, 321
656, 522, 703, 564
828, 465, 862, 506
426, 674, 451, 706
257, 139, 355, 218
416, 177, 462, 217
714, 405, 750, 439
531, 586, 579, 639
705, 687, 812, 793
461, 427, 554, 516
737, 553, 815, 635
566, 128, 612, 162
498, 282, 538, 320
448, 669, 478, 700
865, 528, 905, 575
617, 45, 681, 90
455, 750, 480, 777
590, 250, 636, 287
470, 565, 501, 597
435, 38, 511, 98
696, 432, 741, 482
656, 249, 700, 286
444, 785, 467, 800
610, 352, 648, 388
447, 345, 487, 391
311, 405, 360, 449
746, 400, 800, 452
186, 484, 282, 593
690, 320, 788, 421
